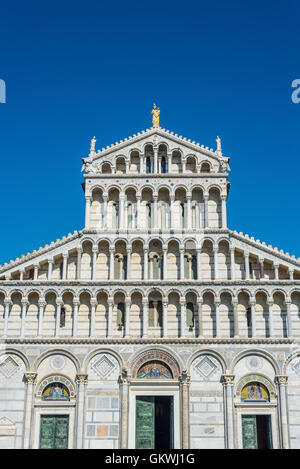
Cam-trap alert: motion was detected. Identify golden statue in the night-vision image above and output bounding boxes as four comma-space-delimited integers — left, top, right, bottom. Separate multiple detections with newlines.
151, 104, 160, 127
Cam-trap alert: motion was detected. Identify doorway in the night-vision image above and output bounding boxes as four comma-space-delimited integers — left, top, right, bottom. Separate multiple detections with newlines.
242, 415, 272, 449
136, 396, 173, 449
39, 415, 69, 449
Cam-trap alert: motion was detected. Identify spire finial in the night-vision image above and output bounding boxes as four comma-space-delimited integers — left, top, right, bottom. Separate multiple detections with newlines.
216, 135, 222, 155
89, 136, 96, 156
151, 104, 160, 127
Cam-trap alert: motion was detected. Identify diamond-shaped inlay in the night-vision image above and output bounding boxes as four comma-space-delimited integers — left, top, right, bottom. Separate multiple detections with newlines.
0, 356, 19, 378
92, 355, 115, 378
195, 356, 217, 378
292, 361, 300, 377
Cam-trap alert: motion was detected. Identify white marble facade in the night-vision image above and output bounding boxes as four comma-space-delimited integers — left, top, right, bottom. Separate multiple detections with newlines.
0, 122, 300, 449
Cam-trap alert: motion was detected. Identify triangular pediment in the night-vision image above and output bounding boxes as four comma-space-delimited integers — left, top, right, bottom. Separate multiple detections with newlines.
83, 126, 230, 174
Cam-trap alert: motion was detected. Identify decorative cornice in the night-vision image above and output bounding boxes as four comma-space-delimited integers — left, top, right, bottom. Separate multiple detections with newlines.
2, 338, 297, 345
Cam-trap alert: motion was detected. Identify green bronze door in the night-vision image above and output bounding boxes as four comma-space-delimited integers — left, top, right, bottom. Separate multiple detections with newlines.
136, 397, 155, 449
39, 415, 69, 449
242, 415, 258, 449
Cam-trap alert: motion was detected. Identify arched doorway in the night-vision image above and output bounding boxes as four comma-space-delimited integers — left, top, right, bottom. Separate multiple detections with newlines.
129, 350, 181, 449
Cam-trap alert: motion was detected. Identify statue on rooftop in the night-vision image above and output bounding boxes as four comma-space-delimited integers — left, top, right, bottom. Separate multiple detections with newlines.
151, 104, 160, 127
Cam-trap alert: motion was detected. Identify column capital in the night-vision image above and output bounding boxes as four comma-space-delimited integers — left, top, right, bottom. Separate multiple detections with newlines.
204, 193, 209, 200
221, 374, 235, 386
215, 299, 221, 307
118, 368, 130, 384
38, 299, 46, 307
76, 247, 82, 254
109, 246, 115, 253
244, 251, 249, 258
267, 299, 274, 306
126, 246, 132, 253
48, 258, 54, 264
230, 246, 235, 253
250, 299, 256, 307
180, 298, 186, 306
24, 372, 37, 384
75, 374, 88, 385
232, 298, 238, 307
92, 246, 98, 253
179, 370, 190, 385
4, 299, 12, 306
275, 375, 288, 385
62, 252, 69, 259
125, 298, 131, 307
221, 194, 227, 201
73, 297, 80, 306
21, 299, 29, 306
142, 298, 148, 306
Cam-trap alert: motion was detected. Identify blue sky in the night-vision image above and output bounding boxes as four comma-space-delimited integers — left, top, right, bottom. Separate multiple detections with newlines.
0, 0, 299, 264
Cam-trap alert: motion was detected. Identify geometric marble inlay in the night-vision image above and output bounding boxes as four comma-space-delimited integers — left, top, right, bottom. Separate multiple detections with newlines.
292, 360, 300, 377
91, 355, 116, 378
194, 356, 217, 378
0, 356, 19, 378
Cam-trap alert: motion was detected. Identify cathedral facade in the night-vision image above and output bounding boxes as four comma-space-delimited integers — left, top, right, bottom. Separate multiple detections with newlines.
1, 111, 300, 449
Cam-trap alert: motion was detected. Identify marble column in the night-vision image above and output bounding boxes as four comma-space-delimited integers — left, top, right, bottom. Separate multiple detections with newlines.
20, 269, 24, 281
233, 299, 239, 338
126, 247, 131, 280
214, 247, 219, 280
163, 300, 168, 338
72, 298, 80, 336
76, 248, 82, 280
33, 264, 39, 281
20, 299, 28, 337
259, 257, 264, 279
48, 259, 54, 281
119, 369, 129, 449
109, 247, 115, 280
221, 195, 227, 229
170, 195, 174, 229
162, 246, 168, 280
244, 252, 250, 280
196, 248, 201, 280
142, 298, 148, 337
167, 153, 172, 173
275, 375, 289, 449
187, 195, 192, 230
62, 253, 68, 280
221, 374, 235, 449
125, 298, 131, 338
3, 299, 11, 336
267, 299, 274, 337
204, 194, 209, 228
143, 247, 148, 280
103, 194, 108, 229
179, 371, 190, 449
153, 195, 158, 230
154, 147, 158, 173
180, 247, 185, 280
289, 268, 294, 281
180, 299, 186, 337
250, 299, 256, 338
23, 372, 37, 449
55, 298, 63, 337
286, 301, 292, 337
90, 298, 97, 336
230, 247, 235, 281
38, 300, 45, 336
85, 195, 91, 228
136, 195, 141, 229
92, 247, 98, 280
215, 300, 220, 337
120, 195, 125, 230
197, 299, 203, 338
108, 297, 113, 337
274, 263, 279, 280
75, 374, 88, 449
